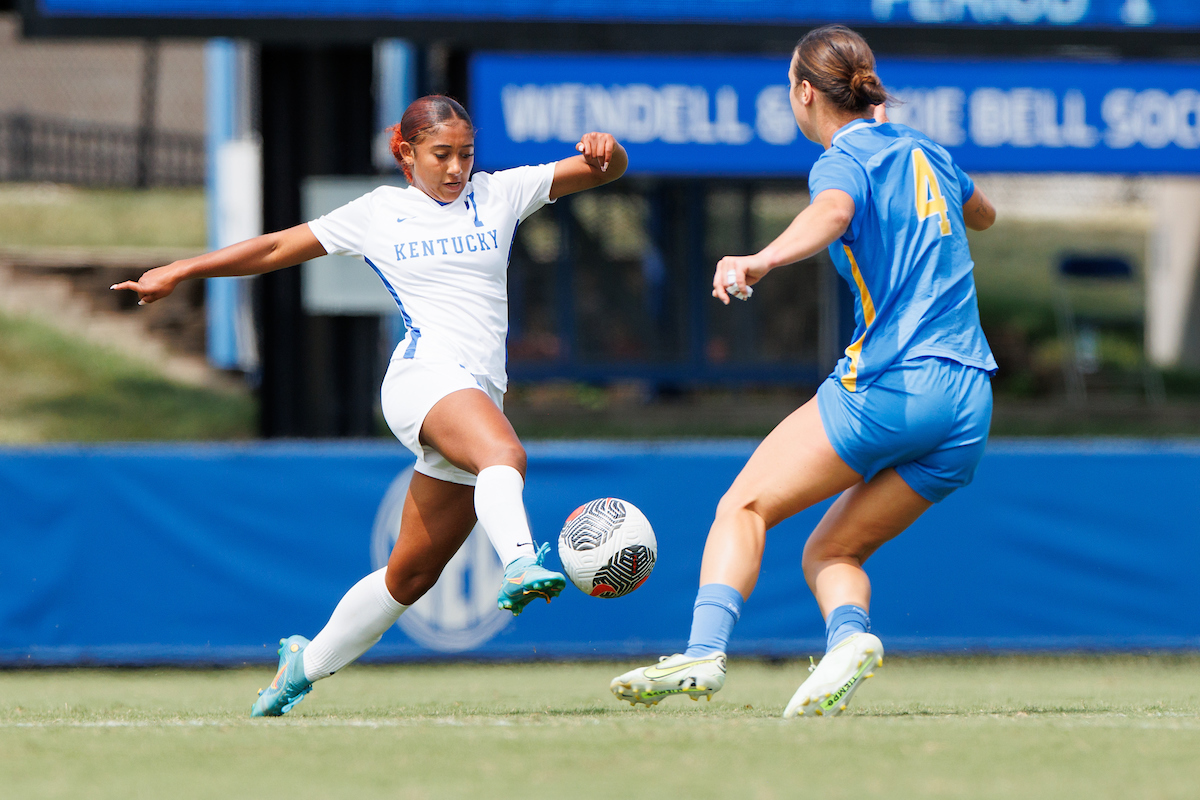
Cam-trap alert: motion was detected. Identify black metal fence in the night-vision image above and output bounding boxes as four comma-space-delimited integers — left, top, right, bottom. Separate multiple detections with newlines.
505, 181, 849, 386
0, 114, 205, 188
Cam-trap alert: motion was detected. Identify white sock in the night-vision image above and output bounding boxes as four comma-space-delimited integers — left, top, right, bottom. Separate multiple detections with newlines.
302, 568, 408, 682
474, 465, 536, 567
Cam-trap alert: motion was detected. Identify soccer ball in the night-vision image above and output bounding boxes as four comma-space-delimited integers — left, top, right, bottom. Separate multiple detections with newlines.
557, 498, 657, 598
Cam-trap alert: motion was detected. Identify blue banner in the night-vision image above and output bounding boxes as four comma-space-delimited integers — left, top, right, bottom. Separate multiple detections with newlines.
2, 440, 1199, 665
34, 0, 1200, 29
471, 54, 1200, 175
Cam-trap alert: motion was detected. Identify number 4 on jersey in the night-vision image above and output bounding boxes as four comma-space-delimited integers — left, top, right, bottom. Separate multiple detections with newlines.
912, 148, 951, 236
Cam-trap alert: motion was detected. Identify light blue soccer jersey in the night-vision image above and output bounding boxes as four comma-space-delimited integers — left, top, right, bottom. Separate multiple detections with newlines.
808, 120, 998, 392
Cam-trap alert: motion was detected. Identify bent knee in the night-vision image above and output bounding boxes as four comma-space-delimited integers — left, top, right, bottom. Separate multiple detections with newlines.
385, 564, 442, 606
478, 442, 526, 475
502, 443, 527, 473
802, 539, 869, 573
715, 487, 765, 523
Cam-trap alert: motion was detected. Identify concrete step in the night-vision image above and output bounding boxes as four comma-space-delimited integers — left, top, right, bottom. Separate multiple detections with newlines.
0, 250, 246, 394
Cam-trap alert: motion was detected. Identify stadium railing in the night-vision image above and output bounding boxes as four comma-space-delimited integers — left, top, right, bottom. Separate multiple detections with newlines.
0, 113, 204, 188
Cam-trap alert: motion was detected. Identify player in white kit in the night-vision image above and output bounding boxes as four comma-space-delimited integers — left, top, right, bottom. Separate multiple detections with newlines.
112, 95, 628, 716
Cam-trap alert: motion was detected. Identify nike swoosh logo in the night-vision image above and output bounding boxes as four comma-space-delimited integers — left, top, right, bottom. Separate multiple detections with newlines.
396, 217, 408, 223
643, 657, 720, 680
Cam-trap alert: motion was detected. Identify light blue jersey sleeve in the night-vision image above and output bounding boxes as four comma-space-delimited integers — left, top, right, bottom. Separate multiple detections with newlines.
954, 163, 975, 204
808, 151, 870, 243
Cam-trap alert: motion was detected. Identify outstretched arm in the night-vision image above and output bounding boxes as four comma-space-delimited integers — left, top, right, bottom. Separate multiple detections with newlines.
111, 224, 327, 305
962, 186, 996, 231
712, 189, 855, 305
549, 133, 628, 200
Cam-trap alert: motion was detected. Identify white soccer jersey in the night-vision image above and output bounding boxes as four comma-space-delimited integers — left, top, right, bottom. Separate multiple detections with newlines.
307, 163, 557, 389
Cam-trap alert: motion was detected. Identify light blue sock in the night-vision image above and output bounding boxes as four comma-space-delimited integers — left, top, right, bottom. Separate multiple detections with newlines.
684, 583, 744, 658
826, 604, 870, 652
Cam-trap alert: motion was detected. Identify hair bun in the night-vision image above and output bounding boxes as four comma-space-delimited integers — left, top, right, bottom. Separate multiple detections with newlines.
848, 69, 887, 106
849, 70, 879, 93
793, 25, 893, 111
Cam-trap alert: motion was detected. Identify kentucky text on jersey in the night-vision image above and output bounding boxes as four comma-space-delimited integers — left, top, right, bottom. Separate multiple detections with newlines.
306, 162, 557, 390
808, 120, 997, 393
394, 230, 500, 260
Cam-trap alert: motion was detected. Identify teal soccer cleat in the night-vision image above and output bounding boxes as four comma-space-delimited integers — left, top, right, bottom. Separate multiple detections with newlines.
498, 542, 566, 616
250, 635, 314, 717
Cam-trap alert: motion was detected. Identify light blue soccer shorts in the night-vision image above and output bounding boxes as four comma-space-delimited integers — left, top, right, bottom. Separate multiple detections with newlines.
816, 356, 993, 503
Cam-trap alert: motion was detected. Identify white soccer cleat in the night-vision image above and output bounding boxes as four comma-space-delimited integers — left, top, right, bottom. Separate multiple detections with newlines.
783, 632, 883, 719
610, 652, 727, 706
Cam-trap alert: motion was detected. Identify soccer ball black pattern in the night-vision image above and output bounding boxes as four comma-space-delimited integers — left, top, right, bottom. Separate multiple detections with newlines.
560, 498, 626, 551
589, 544, 656, 598
557, 497, 657, 599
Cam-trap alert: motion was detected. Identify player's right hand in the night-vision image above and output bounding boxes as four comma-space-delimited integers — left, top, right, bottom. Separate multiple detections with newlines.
712, 254, 768, 305
575, 132, 617, 173
110, 264, 181, 305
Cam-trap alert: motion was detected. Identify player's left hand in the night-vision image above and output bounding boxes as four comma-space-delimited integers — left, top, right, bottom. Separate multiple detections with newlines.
713, 254, 769, 305
575, 132, 617, 173
110, 264, 181, 305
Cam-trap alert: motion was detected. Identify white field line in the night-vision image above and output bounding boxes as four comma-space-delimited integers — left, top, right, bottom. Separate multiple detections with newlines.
1, 713, 1198, 730
0, 718, 532, 729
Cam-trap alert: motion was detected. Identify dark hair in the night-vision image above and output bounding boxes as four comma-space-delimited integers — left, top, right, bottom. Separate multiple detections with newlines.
791, 25, 891, 113
388, 95, 474, 181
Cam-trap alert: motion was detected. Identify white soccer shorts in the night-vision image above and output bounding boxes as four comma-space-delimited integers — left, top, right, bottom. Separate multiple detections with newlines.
380, 355, 505, 487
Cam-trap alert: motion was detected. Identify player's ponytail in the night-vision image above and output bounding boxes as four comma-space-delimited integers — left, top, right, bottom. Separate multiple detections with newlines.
388, 95, 474, 182
791, 25, 892, 113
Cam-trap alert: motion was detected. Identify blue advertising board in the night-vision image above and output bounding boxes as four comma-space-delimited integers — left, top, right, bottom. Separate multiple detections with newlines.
471, 54, 1200, 176
32, 0, 1200, 29
2, 439, 1199, 665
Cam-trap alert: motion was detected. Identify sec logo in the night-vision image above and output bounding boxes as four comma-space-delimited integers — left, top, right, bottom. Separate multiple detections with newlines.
370, 466, 511, 652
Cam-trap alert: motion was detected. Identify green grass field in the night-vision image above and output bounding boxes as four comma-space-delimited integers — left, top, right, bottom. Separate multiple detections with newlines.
0, 184, 206, 249
0, 312, 255, 442
2, 656, 1198, 799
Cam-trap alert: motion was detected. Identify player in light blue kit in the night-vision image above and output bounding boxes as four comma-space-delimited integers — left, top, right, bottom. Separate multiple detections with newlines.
612, 25, 998, 716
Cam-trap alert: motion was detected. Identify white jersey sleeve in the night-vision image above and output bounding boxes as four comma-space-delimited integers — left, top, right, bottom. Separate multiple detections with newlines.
307, 191, 376, 258
481, 163, 557, 223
